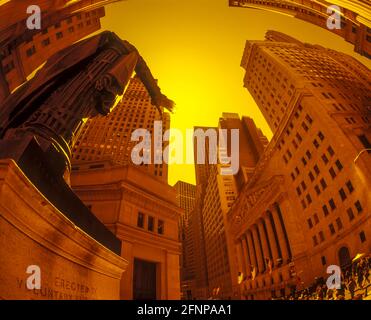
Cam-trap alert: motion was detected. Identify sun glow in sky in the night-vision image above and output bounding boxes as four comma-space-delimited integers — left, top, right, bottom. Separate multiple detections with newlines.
101, 0, 371, 186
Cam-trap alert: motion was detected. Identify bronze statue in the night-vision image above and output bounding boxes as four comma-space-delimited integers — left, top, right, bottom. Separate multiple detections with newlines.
0, 31, 174, 251
0, 31, 174, 178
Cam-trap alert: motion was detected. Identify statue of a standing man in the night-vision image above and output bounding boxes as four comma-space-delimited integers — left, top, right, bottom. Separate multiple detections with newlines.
0, 31, 174, 179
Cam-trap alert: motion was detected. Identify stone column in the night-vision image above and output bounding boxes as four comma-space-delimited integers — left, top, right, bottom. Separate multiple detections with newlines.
275, 203, 293, 261
246, 230, 257, 275
241, 235, 251, 277
264, 213, 280, 267
236, 240, 245, 277
258, 220, 271, 270
252, 225, 265, 274
271, 205, 289, 264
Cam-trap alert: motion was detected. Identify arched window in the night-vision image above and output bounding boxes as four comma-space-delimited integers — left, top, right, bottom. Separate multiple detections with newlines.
338, 246, 351, 270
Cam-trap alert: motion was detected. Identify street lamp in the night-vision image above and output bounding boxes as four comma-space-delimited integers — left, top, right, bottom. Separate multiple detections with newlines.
354, 148, 371, 163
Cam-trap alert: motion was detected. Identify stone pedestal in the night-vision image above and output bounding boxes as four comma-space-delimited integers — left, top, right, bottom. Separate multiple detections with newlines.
0, 159, 128, 299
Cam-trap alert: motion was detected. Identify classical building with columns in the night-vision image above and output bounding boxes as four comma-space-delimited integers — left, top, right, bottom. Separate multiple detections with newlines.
226, 32, 371, 299
229, 0, 371, 58
227, 176, 308, 299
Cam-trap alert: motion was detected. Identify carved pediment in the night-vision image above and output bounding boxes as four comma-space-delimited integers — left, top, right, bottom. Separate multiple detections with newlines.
228, 175, 284, 233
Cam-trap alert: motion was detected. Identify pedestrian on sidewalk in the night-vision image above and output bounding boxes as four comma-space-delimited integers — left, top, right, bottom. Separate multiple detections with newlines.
348, 278, 356, 299
357, 269, 364, 288
363, 268, 370, 285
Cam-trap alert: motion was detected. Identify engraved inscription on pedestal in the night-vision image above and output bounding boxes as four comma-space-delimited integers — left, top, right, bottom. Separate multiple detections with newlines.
0, 160, 128, 300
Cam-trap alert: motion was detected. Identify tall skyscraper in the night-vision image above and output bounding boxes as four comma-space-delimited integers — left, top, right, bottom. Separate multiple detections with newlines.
229, 0, 371, 58
194, 113, 268, 299
227, 31, 371, 299
0, 0, 68, 35
72, 75, 170, 183
241, 30, 370, 133
174, 181, 197, 299
0, 0, 121, 43
188, 184, 210, 300
175, 181, 197, 226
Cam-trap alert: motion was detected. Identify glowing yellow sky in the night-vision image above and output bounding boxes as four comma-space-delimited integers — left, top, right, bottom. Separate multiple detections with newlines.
101, 0, 371, 186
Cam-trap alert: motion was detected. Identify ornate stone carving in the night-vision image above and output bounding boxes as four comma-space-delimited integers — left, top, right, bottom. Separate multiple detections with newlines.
229, 175, 285, 233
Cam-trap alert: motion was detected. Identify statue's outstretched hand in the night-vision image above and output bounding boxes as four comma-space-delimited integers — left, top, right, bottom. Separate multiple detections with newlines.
151, 94, 175, 113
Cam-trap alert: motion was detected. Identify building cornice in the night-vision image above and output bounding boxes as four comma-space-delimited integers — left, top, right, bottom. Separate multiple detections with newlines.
74, 180, 182, 220
230, 0, 367, 25
115, 222, 181, 255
